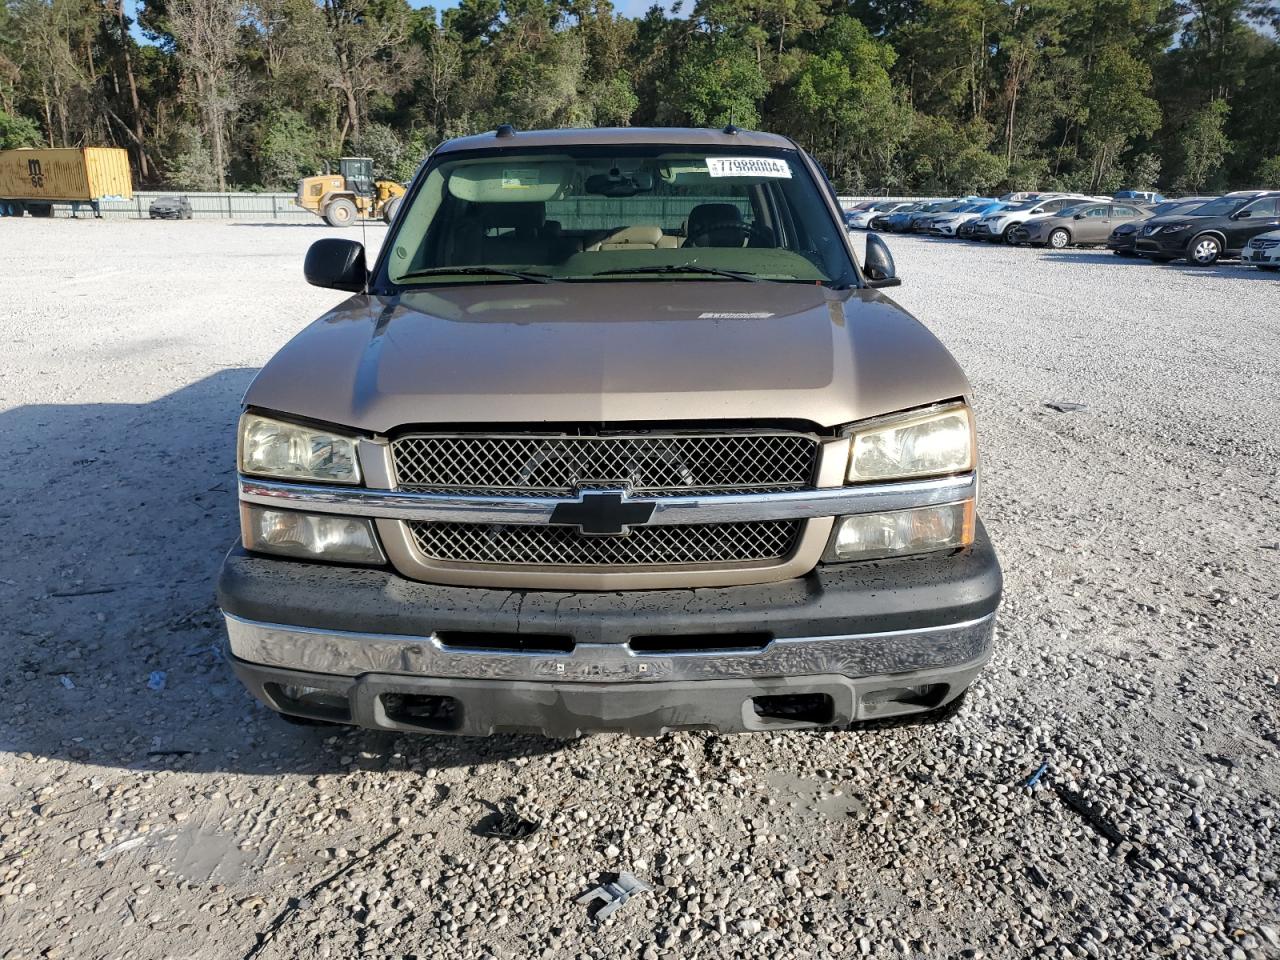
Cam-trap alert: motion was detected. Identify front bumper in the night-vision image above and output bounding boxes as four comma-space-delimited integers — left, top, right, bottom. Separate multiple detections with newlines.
218, 525, 1002, 736
1244, 243, 1280, 266
1134, 235, 1186, 256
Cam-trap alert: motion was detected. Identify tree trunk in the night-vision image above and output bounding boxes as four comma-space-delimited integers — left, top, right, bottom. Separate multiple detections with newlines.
116, 0, 149, 180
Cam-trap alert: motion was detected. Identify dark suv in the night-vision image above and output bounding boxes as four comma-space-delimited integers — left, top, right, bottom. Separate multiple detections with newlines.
1134, 192, 1280, 265
1107, 197, 1213, 256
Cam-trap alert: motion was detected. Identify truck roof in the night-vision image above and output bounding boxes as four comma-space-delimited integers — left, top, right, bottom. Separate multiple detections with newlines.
435, 126, 799, 155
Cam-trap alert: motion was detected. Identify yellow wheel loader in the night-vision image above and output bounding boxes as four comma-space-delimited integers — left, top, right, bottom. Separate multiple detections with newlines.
295, 157, 406, 227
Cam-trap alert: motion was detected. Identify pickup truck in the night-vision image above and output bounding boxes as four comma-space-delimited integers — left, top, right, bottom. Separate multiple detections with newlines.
218, 125, 1002, 737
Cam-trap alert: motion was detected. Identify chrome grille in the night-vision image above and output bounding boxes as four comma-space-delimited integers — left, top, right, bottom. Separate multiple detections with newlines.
391, 433, 818, 496
408, 520, 801, 567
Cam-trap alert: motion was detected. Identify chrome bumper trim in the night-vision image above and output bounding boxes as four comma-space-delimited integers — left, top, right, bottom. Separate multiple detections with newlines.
223, 612, 996, 683
237, 472, 977, 527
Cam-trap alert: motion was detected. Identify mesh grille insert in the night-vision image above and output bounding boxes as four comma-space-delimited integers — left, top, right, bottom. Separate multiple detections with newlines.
391, 433, 818, 496
408, 520, 802, 567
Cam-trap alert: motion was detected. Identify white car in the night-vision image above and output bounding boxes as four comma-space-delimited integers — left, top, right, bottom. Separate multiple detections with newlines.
1243, 229, 1280, 271
846, 201, 911, 229
969, 195, 1105, 244
929, 201, 1006, 237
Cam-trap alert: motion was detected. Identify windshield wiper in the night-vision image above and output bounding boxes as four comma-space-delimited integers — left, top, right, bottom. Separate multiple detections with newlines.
588, 264, 763, 282
395, 266, 557, 284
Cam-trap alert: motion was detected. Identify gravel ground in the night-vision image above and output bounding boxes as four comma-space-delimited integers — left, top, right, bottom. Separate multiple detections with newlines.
1, 219, 1278, 960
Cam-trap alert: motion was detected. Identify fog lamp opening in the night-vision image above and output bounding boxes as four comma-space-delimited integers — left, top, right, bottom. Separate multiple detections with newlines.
241, 503, 385, 564
825, 500, 974, 562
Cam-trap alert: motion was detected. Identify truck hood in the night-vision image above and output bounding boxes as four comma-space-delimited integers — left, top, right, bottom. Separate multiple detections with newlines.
244, 282, 971, 433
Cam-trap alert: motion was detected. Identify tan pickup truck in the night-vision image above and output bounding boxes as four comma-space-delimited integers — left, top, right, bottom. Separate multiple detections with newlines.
218, 126, 1002, 737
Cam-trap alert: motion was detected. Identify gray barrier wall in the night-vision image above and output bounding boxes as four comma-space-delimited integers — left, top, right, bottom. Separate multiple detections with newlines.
17, 192, 935, 221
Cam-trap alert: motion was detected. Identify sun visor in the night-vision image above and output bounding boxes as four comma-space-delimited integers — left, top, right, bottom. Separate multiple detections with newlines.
447, 162, 570, 203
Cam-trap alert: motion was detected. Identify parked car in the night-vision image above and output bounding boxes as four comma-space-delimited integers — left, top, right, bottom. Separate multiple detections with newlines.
1241, 228, 1280, 271
1133, 191, 1280, 265
1114, 189, 1165, 204
1013, 200, 1152, 249
969, 195, 1102, 243
884, 201, 948, 232
217, 125, 1002, 738
847, 201, 911, 230
148, 195, 193, 220
842, 201, 877, 227
869, 201, 925, 231
928, 200, 1006, 237
906, 198, 983, 233
1107, 197, 1213, 256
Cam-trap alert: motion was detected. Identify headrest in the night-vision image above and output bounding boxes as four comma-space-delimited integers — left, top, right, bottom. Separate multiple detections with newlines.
686, 203, 745, 246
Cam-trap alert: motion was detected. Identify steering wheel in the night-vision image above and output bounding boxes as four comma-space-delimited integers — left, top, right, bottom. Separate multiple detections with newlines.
686, 221, 774, 247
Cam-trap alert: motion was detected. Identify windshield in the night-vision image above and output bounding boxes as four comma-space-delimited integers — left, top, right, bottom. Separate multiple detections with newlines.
383, 146, 857, 287
1187, 196, 1247, 217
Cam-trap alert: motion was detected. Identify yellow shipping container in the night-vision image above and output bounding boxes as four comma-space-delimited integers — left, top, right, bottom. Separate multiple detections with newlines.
0, 147, 133, 204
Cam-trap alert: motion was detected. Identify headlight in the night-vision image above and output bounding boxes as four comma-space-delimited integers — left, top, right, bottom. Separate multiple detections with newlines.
242, 504, 384, 564
824, 501, 975, 562
238, 413, 361, 484
845, 404, 975, 482
1161, 223, 1190, 234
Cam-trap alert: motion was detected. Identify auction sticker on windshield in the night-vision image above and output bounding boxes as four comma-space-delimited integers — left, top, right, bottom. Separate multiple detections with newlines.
706, 157, 792, 178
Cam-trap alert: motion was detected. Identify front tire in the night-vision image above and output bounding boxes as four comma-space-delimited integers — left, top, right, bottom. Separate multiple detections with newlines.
1188, 234, 1222, 266
1048, 228, 1071, 250
1002, 224, 1021, 244
1259, 264, 1279, 272
323, 197, 357, 228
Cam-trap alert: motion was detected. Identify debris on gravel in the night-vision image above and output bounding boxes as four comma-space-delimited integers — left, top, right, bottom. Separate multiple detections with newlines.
1, 221, 1277, 958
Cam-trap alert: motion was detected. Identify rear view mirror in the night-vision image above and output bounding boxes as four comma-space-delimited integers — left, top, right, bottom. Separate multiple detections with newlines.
585, 169, 655, 197
304, 238, 367, 292
864, 234, 901, 288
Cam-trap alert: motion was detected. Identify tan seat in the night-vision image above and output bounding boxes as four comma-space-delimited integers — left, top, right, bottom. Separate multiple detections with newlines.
589, 226, 670, 251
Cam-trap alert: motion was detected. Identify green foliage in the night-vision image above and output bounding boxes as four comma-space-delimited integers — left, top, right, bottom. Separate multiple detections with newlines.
2, 0, 1278, 193
1126, 152, 1162, 189
0, 109, 42, 149
1174, 99, 1232, 193
1256, 155, 1280, 187
257, 109, 324, 189
166, 124, 219, 190
664, 34, 768, 128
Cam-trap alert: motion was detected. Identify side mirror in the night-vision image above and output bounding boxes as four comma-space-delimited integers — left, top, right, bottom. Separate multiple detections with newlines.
864, 233, 900, 288
304, 238, 367, 292
1233, 209, 1251, 219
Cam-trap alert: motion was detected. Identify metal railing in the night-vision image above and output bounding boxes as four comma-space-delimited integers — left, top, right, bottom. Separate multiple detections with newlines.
41, 191, 314, 220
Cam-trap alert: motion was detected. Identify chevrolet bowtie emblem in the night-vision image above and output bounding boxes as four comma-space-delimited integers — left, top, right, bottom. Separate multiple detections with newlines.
548, 492, 656, 536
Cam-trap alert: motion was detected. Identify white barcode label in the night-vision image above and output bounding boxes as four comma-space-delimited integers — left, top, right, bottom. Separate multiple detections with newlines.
706, 157, 792, 179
